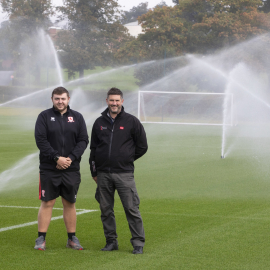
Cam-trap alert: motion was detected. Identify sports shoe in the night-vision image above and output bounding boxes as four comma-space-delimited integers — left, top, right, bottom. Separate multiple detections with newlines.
34, 236, 46, 251
133, 246, 143, 254
66, 236, 83, 250
101, 241, 118, 251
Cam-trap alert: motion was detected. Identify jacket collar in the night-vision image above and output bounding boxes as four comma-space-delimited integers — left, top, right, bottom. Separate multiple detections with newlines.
102, 106, 125, 119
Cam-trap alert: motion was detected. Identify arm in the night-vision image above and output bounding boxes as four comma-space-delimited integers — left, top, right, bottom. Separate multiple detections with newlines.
35, 113, 59, 160
68, 114, 89, 162
134, 119, 148, 161
35, 113, 72, 169
89, 122, 100, 178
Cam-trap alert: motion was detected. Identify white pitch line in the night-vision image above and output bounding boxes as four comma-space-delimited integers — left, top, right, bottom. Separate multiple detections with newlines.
0, 209, 98, 233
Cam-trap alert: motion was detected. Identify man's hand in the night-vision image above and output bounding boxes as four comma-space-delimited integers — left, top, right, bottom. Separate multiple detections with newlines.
56, 157, 72, 169
56, 164, 64, 170
93, 176, 97, 183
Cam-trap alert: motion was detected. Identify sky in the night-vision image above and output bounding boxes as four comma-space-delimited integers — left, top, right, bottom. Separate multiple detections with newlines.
0, 0, 175, 24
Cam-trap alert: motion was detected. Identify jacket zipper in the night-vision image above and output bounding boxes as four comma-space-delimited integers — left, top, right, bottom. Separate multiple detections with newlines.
108, 122, 115, 173
61, 114, 65, 156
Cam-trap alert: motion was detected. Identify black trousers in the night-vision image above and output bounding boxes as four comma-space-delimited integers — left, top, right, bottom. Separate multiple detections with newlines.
95, 172, 145, 247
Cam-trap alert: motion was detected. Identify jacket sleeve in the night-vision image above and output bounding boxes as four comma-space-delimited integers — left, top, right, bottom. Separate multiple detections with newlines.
89, 121, 100, 177
134, 118, 148, 161
35, 113, 59, 160
68, 114, 89, 161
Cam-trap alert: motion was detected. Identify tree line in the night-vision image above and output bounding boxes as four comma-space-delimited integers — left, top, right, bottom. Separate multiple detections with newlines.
0, 0, 270, 85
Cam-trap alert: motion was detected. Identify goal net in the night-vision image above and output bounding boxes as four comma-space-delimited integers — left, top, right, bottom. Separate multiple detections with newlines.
138, 91, 234, 126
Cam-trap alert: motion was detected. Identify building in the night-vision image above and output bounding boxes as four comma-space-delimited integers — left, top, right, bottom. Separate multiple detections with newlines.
124, 21, 143, 38
48, 27, 62, 42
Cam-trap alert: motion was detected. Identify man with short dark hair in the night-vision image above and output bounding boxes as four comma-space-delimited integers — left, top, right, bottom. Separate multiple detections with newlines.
90, 87, 148, 254
34, 86, 89, 251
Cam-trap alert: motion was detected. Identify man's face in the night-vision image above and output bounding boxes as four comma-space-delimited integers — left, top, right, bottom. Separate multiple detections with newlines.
106, 95, 124, 116
51, 93, 70, 114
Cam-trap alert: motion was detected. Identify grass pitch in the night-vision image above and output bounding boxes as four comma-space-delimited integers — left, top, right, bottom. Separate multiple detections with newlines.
1, 109, 270, 269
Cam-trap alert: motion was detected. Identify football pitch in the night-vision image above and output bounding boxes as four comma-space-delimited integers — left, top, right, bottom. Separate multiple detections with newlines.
1, 109, 270, 269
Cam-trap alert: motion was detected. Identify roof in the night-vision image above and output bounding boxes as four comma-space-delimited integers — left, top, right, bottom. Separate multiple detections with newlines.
124, 21, 140, 27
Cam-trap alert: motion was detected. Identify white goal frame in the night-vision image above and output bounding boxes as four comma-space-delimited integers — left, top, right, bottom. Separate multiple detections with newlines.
138, 91, 234, 126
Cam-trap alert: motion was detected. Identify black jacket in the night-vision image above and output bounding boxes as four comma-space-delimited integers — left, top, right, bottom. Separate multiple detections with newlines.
35, 106, 89, 171
89, 107, 148, 176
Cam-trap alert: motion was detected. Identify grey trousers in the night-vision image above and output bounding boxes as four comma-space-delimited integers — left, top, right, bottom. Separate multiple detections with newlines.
95, 172, 145, 247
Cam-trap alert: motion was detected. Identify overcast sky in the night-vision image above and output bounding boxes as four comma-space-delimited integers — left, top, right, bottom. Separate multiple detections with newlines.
0, 0, 175, 23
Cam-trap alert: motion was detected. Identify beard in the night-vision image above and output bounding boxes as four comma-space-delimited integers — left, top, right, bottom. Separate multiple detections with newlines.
108, 105, 122, 115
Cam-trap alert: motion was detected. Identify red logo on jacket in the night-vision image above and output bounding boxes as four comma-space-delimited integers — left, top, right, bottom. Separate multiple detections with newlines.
68, 117, 74, 122
120, 127, 124, 130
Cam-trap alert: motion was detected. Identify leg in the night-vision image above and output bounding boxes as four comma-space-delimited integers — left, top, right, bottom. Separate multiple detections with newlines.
38, 199, 56, 232
114, 173, 145, 247
62, 197, 77, 233
60, 171, 83, 250
60, 171, 81, 233
96, 173, 118, 243
35, 170, 60, 250
62, 197, 83, 250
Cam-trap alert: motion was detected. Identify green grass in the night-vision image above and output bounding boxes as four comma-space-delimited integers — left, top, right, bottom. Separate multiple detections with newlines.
22, 66, 139, 91
65, 66, 139, 91
1, 109, 270, 269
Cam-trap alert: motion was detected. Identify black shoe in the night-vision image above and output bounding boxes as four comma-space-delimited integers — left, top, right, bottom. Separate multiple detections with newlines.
101, 242, 118, 251
133, 246, 143, 254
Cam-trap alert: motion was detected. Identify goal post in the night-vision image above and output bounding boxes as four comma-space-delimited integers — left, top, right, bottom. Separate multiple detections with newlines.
138, 91, 234, 126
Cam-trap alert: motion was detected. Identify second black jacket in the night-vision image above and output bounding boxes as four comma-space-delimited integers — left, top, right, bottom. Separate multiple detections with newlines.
89, 107, 148, 177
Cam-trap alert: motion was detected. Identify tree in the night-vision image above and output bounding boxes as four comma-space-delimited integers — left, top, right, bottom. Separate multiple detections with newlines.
154, 1, 168, 8
117, 5, 187, 62
191, 1, 270, 52
57, 0, 131, 78
0, 0, 54, 84
116, 5, 187, 85
116, 0, 270, 86
121, 2, 149, 24
1, 0, 53, 31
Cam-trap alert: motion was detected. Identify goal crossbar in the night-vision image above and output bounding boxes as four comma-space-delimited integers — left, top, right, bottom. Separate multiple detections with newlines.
138, 91, 233, 126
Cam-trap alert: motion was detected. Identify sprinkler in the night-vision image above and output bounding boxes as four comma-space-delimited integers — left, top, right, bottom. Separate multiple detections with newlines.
221, 155, 225, 159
